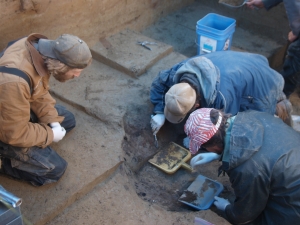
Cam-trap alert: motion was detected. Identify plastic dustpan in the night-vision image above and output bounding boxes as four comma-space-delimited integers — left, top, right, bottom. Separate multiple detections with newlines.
148, 142, 192, 174
178, 174, 223, 210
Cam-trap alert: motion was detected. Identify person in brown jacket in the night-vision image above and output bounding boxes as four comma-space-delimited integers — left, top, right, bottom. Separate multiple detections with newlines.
0, 33, 92, 186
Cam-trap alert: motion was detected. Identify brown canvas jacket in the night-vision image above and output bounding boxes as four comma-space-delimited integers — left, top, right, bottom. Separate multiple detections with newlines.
0, 33, 64, 148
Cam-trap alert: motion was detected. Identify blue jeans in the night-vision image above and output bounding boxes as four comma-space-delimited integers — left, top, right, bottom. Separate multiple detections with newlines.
280, 38, 300, 97
0, 105, 76, 186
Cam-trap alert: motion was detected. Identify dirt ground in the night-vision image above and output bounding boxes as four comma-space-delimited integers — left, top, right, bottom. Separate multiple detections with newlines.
46, 50, 233, 225
118, 63, 300, 224
109, 3, 300, 224
2, 1, 297, 224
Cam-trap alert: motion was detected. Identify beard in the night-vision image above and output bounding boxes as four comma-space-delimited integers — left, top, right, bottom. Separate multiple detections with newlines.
51, 71, 72, 82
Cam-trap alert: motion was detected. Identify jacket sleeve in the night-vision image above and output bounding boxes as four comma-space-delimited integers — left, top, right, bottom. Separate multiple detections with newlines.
225, 166, 270, 224
150, 64, 182, 114
0, 82, 54, 148
263, 0, 300, 37
284, 0, 300, 37
262, 0, 282, 9
30, 89, 64, 124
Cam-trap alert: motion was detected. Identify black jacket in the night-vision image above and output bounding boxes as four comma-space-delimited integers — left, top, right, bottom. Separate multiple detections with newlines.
221, 110, 300, 225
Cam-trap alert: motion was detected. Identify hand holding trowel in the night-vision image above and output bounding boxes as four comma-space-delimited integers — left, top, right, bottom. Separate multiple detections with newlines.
150, 114, 166, 148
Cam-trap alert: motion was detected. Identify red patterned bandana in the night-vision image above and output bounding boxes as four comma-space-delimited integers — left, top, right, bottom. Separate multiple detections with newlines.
184, 108, 222, 154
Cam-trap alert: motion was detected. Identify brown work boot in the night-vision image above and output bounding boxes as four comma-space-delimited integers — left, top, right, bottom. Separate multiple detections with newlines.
276, 99, 293, 126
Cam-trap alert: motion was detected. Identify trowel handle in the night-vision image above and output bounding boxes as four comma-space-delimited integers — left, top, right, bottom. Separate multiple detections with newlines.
181, 162, 193, 172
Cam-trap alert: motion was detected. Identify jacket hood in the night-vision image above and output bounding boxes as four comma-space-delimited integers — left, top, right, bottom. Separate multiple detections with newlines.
173, 56, 220, 106
228, 111, 264, 170
26, 33, 49, 78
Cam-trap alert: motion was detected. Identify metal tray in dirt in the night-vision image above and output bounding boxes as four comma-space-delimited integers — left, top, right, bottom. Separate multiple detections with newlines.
178, 174, 223, 210
148, 142, 192, 174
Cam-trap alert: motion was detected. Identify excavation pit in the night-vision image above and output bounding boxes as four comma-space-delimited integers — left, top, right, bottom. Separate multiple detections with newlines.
121, 106, 235, 213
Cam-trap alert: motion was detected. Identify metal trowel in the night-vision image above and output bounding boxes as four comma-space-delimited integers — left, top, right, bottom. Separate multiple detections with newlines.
154, 134, 158, 148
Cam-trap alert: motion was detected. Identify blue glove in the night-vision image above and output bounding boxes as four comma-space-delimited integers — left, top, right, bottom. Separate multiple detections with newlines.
183, 137, 190, 149
190, 153, 221, 168
214, 196, 230, 211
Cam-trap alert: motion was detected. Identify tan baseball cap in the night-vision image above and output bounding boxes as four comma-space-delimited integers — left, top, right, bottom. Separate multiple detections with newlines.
38, 34, 92, 68
164, 83, 196, 124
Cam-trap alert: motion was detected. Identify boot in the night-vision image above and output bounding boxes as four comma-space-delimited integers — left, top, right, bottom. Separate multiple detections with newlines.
276, 99, 293, 126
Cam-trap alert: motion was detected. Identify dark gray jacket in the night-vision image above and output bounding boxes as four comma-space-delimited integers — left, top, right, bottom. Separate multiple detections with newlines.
221, 110, 300, 225
263, 0, 300, 37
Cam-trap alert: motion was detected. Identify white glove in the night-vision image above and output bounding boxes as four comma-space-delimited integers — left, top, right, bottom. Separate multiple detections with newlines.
183, 137, 190, 149
52, 126, 66, 142
50, 122, 61, 128
214, 196, 230, 211
150, 114, 165, 135
190, 153, 221, 168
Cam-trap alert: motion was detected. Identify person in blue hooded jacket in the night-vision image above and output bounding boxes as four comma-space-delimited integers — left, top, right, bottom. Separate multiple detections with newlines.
150, 50, 292, 138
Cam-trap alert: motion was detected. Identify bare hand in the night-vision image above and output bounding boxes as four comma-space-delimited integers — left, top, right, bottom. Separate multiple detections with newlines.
288, 31, 298, 42
246, 0, 264, 9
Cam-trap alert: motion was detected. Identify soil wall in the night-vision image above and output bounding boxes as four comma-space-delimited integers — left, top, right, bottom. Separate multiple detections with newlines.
0, 0, 194, 49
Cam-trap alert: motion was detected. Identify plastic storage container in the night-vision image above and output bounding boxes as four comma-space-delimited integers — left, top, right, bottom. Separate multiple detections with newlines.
196, 13, 236, 55
0, 202, 23, 225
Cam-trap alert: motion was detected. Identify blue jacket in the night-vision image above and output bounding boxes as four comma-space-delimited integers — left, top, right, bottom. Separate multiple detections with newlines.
221, 110, 300, 225
150, 51, 284, 116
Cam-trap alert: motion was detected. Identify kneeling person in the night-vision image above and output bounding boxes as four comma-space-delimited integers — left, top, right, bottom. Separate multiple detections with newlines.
0, 33, 92, 186
184, 108, 300, 224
